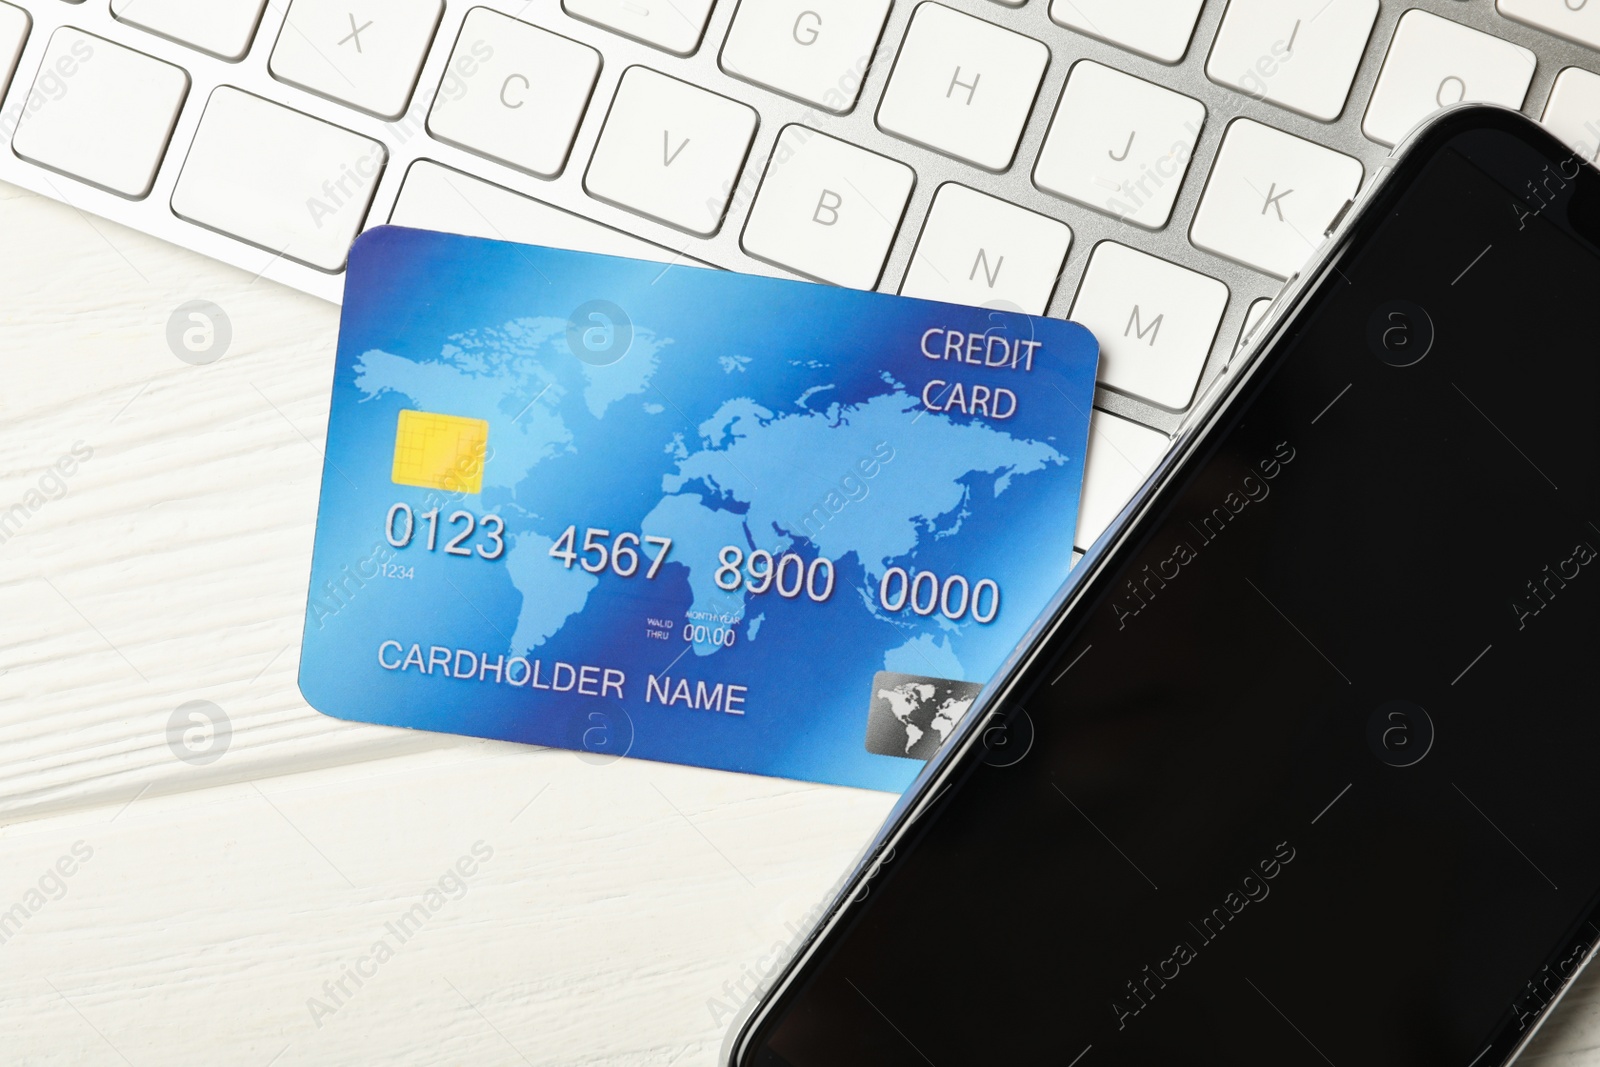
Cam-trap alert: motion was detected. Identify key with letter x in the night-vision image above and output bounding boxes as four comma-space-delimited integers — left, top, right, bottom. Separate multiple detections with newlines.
270, 0, 444, 119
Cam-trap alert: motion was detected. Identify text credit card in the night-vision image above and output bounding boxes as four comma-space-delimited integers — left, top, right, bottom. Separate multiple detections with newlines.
299, 227, 1099, 792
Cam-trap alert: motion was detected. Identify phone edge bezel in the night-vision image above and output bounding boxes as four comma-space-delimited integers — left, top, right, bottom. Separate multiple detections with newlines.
725, 102, 1592, 1067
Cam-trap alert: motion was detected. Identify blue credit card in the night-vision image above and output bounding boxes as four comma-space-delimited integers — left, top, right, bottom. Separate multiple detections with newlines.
299, 226, 1099, 792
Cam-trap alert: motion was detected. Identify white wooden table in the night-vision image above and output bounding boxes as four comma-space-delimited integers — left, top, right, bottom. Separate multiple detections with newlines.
1, 180, 1596, 1066
0, 181, 893, 1066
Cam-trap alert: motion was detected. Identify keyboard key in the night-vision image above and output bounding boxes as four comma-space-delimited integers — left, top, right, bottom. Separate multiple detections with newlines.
110, 0, 268, 61
1074, 411, 1170, 550
171, 87, 386, 272
1206, 0, 1379, 122
1191, 119, 1363, 280
563, 0, 715, 56
876, 3, 1049, 171
585, 66, 758, 236
12, 28, 188, 200
1047, 0, 1204, 64
721, 0, 893, 114
1498, 0, 1600, 53
0, 2, 27, 101
269, 0, 444, 120
426, 9, 600, 180
1362, 11, 1536, 148
392, 160, 705, 266
741, 125, 914, 290
900, 183, 1071, 315
1033, 60, 1205, 230
1068, 242, 1228, 410
1542, 67, 1600, 163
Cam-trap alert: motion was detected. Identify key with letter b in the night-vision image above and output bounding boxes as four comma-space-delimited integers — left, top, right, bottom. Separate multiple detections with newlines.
742, 126, 914, 290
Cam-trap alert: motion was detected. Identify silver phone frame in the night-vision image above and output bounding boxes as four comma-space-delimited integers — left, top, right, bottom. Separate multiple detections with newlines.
724, 102, 1600, 1067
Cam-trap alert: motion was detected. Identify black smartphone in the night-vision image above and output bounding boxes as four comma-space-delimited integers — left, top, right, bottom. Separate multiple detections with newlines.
728, 105, 1600, 1067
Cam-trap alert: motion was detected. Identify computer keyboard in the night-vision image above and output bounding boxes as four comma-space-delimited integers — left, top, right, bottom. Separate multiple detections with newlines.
2, 0, 1598, 556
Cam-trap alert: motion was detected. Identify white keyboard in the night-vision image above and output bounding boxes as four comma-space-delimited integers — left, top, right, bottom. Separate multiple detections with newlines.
2, 0, 1597, 553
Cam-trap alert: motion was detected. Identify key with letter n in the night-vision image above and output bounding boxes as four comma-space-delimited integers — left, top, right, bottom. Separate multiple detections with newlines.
900, 184, 1072, 315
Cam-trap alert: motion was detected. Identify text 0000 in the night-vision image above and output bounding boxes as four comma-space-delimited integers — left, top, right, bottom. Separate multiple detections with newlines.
879, 567, 999, 623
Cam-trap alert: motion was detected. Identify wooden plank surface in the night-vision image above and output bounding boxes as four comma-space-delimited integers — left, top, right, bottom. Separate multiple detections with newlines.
0, 182, 893, 1065
1, 180, 1596, 1065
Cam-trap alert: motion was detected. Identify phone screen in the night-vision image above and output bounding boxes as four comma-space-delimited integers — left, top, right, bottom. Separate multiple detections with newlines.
742, 115, 1600, 1067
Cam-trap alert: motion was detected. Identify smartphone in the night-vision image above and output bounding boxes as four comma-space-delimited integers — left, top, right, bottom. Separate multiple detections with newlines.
728, 105, 1600, 1067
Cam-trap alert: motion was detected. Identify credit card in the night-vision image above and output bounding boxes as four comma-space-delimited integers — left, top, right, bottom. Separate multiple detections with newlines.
299, 226, 1099, 792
